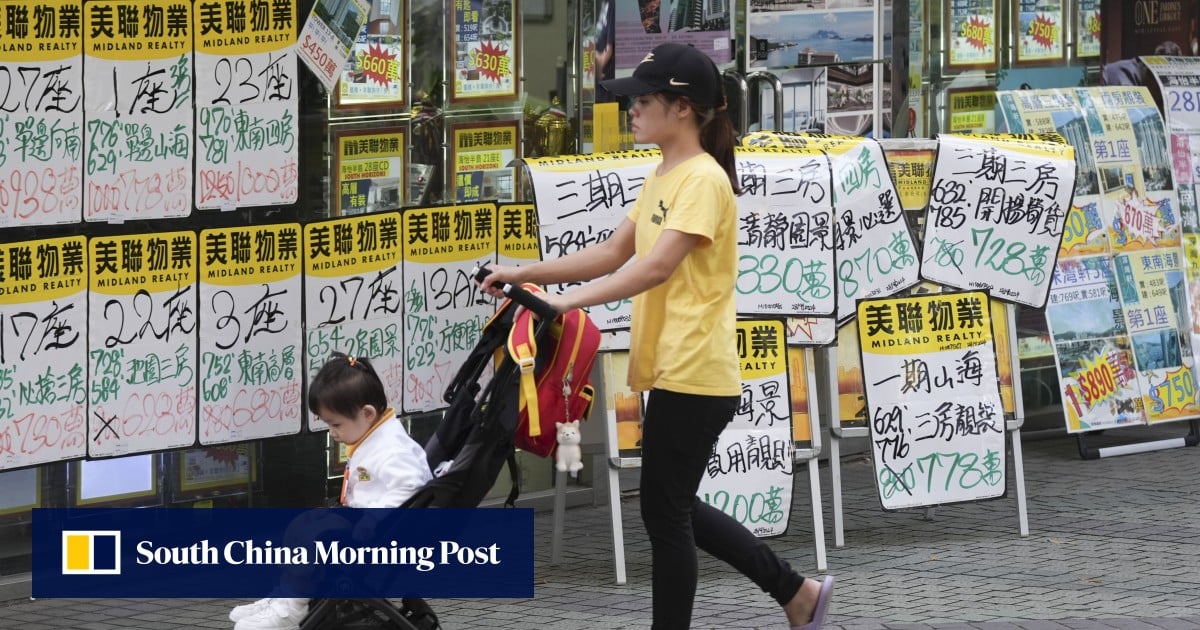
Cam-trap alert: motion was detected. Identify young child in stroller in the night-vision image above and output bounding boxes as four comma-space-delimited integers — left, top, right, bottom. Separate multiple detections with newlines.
228, 353, 433, 630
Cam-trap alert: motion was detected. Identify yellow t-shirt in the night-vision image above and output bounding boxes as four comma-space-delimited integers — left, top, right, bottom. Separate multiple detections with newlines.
626, 152, 740, 396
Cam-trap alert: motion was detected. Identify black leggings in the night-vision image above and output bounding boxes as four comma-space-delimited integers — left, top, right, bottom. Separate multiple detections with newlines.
639, 389, 806, 630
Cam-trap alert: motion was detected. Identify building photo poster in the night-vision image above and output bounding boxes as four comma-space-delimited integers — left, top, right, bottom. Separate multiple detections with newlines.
947, 0, 998, 69
451, 0, 519, 103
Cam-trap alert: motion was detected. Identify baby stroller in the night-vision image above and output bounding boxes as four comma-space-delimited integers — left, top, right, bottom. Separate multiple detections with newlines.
299, 270, 569, 630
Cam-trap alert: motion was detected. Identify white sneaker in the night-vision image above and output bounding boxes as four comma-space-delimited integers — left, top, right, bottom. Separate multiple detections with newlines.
229, 598, 271, 622
233, 598, 308, 630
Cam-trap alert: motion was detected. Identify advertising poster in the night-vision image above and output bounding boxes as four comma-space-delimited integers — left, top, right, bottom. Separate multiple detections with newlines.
179, 444, 254, 492
296, 0, 370, 92
747, 4, 875, 69
698, 319, 793, 537
858, 291, 1007, 510
1045, 256, 1146, 431
336, 0, 407, 109
995, 89, 1106, 258
946, 0, 998, 69
88, 232, 198, 457
1074, 87, 1180, 253
198, 225, 303, 445
450, 0, 519, 103
836, 323, 869, 427
450, 120, 518, 203
401, 203, 496, 413
83, 0, 193, 222
922, 133, 1076, 307
303, 212, 404, 430
947, 88, 996, 134
194, 0, 298, 211
881, 139, 937, 234
74, 454, 158, 505
0, 236, 88, 470
615, 0, 731, 72
0, 0, 83, 228
1014, 0, 1065, 65
333, 127, 405, 216
788, 347, 814, 449
1114, 249, 1200, 421
1076, 0, 1100, 59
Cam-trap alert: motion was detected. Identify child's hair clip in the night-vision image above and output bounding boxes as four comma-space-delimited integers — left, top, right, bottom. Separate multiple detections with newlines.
348, 356, 357, 367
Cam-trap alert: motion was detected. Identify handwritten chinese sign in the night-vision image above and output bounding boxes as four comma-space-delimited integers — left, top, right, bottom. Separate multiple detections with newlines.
0, 236, 88, 469
858, 291, 1006, 510
0, 0, 83, 228
401, 203, 495, 412
88, 231, 198, 457
922, 133, 1075, 307
199, 224, 302, 444
450, 0, 518, 103
83, 0, 193, 222
735, 147, 836, 316
303, 212, 404, 430
194, 0, 297, 210
698, 319, 794, 537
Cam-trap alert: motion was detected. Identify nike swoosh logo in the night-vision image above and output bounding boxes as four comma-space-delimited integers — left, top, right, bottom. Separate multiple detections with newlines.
668, 78, 689, 86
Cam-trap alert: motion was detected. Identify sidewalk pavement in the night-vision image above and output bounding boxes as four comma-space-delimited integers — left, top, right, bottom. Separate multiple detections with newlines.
4, 426, 1200, 629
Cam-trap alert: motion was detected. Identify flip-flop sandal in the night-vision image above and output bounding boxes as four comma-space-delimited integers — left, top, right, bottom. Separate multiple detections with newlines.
790, 575, 835, 630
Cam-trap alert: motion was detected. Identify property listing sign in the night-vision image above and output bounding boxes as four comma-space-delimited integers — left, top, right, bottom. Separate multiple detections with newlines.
296, 0, 369, 91
400, 203, 496, 413
0, 0, 84, 228
194, 0, 298, 210
1015, 0, 1065, 64
83, 0, 193, 222
304, 212, 404, 430
336, 0, 406, 108
698, 319, 794, 537
1045, 256, 1145, 431
858, 291, 1007, 510
922, 133, 1076, 307
199, 225, 303, 444
450, 0, 518, 103
947, 0, 998, 69
333, 127, 405, 216
0, 236, 88, 469
88, 232, 198, 457
1076, 0, 1100, 58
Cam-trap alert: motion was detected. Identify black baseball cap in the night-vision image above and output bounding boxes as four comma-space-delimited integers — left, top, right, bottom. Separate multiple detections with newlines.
599, 42, 722, 108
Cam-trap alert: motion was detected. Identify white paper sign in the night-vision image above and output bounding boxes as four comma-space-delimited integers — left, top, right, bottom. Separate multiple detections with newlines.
698, 319, 794, 537
194, 0, 299, 209
858, 291, 1007, 510
0, 237, 88, 470
87, 232, 198, 457
199, 225, 303, 444
0, 0, 84, 228
401, 203, 497, 413
83, 0, 193, 222
922, 134, 1076, 307
303, 213, 405, 431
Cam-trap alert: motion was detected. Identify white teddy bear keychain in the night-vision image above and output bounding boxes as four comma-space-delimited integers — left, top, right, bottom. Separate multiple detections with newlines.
555, 420, 584, 477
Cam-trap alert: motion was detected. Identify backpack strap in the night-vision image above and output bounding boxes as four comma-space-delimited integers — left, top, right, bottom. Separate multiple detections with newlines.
507, 288, 543, 439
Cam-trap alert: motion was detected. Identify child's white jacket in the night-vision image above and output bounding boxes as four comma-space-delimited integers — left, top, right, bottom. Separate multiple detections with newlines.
343, 411, 432, 508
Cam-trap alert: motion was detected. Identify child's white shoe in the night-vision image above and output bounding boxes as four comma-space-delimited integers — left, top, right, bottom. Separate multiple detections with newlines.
229, 598, 272, 622
233, 598, 308, 630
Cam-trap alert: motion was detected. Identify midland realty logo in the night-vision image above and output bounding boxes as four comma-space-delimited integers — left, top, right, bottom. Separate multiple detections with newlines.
62, 531, 122, 575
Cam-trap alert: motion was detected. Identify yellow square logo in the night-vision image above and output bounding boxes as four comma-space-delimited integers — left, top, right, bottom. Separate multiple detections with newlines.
62, 531, 121, 575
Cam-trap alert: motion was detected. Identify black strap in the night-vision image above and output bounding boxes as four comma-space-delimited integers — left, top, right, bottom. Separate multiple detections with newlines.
504, 450, 520, 508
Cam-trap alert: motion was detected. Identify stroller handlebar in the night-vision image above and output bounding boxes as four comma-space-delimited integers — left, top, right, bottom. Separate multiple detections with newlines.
473, 265, 560, 321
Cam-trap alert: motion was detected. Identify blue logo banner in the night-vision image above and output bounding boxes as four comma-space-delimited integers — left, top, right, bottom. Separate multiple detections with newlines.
34, 508, 534, 598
